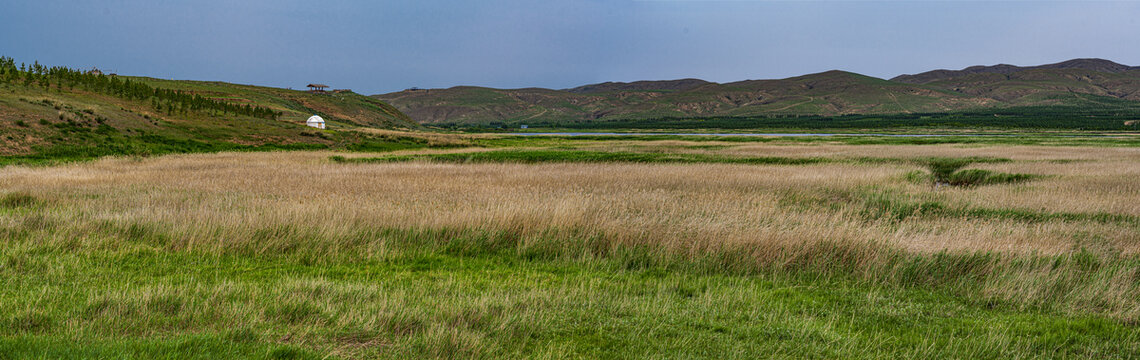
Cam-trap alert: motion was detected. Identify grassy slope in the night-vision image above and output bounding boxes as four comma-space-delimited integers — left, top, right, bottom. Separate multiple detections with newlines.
127, 77, 415, 129
923, 69, 1140, 103
0, 76, 418, 161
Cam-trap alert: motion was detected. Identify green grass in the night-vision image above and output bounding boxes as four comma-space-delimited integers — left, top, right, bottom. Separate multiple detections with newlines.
946, 169, 1040, 186
444, 102, 1140, 131
344, 140, 427, 152
464, 134, 1140, 148
0, 128, 459, 169
0, 193, 40, 209
786, 187, 1140, 225
906, 157, 1042, 187
0, 336, 321, 360
3, 231, 1140, 359
916, 157, 1009, 181
0, 134, 329, 168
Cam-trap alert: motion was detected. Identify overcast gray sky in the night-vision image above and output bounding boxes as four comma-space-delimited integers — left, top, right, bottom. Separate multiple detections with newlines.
3, 0, 1139, 94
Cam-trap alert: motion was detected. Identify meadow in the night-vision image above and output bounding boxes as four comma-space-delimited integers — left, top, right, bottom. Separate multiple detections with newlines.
2, 136, 1140, 358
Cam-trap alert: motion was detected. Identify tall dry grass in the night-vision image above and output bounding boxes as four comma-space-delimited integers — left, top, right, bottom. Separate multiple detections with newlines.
2, 144, 1140, 319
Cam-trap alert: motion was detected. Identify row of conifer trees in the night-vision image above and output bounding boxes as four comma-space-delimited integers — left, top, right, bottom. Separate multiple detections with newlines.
0, 56, 280, 120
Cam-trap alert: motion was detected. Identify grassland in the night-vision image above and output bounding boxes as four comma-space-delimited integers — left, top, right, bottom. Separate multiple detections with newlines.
3, 136, 1140, 358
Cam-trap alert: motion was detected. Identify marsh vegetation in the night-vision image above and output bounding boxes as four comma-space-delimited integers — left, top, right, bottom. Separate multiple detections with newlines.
2, 138, 1140, 358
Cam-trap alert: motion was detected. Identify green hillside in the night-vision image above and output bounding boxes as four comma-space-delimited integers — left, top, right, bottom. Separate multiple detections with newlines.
374, 59, 1140, 128
891, 58, 1139, 84
375, 71, 991, 125
921, 69, 1140, 103
0, 57, 417, 162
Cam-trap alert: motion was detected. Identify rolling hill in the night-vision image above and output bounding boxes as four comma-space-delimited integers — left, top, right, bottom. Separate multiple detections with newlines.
890, 58, 1139, 84
374, 58, 1140, 126
374, 71, 991, 125
0, 57, 417, 159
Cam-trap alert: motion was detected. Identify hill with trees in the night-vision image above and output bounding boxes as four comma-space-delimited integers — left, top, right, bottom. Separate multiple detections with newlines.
0, 56, 417, 161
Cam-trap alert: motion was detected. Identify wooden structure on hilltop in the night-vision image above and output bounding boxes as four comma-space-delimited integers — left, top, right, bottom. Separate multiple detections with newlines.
307, 84, 329, 93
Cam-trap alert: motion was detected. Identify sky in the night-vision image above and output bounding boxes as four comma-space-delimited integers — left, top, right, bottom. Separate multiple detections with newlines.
2, 0, 1140, 94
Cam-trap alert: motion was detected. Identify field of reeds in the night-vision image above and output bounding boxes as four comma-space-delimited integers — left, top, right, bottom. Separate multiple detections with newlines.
2, 137, 1140, 358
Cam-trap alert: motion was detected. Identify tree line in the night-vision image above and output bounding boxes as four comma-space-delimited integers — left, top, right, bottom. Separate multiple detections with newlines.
461, 106, 1140, 131
0, 56, 280, 120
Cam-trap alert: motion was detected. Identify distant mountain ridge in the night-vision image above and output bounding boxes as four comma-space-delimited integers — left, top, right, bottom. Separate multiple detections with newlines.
565, 79, 712, 94
374, 58, 1140, 125
891, 58, 1139, 84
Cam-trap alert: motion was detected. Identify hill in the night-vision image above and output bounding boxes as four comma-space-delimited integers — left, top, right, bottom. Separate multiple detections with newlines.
374, 58, 1140, 127
0, 57, 417, 160
374, 71, 992, 125
908, 67, 1140, 104
891, 58, 1139, 84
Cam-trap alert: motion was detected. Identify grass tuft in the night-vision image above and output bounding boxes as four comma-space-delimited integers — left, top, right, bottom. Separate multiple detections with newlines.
911, 157, 1039, 187
947, 169, 1041, 186
0, 192, 41, 209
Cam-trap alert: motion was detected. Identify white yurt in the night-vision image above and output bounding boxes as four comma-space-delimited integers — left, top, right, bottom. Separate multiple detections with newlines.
306, 115, 326, 129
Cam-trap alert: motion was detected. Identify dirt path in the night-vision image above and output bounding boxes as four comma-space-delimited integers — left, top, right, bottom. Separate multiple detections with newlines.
521, 108, 549, 121
769, 96, 815, 112
885, 91, 911, 113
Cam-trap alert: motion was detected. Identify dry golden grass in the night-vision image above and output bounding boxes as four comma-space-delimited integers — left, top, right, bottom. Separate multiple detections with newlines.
2, 144, 1138, 257
641, 141, 1138, 162
350, 128, 491, 147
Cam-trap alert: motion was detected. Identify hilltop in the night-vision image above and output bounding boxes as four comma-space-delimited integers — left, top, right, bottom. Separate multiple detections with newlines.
0, 57, 417, 161
374, 58, 1140, 127
565, 78, 712, 94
